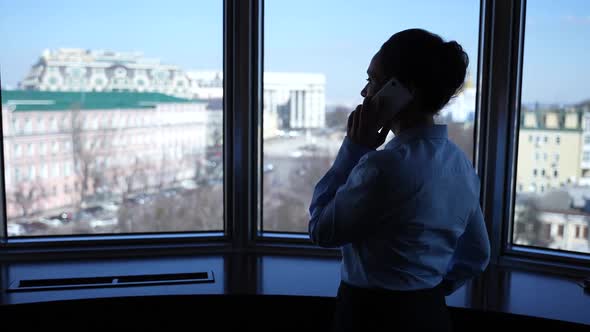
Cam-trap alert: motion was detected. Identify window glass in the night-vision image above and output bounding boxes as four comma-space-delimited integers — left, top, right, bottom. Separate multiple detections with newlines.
1, 0, 223, 236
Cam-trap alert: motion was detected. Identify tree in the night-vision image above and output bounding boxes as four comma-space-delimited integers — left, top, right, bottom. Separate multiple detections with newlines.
513, 196, 551, 248
7, 181, 48, 218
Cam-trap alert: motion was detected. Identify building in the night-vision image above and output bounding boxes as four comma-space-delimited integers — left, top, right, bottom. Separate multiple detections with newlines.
516, 106, 584, 194
18, 49, 325, 133
20, 49, 194, 98
187, 71, 326, 130
2, 90, 219, 219
440, 76, 476, 122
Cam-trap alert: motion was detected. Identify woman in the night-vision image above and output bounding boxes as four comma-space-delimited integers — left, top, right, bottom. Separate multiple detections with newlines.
308, 29, 491, 332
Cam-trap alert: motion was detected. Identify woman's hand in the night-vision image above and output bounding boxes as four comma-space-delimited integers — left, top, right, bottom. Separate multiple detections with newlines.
347, 97, 391, 149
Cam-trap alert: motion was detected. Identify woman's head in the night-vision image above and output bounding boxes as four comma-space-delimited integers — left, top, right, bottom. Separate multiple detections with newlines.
361, 29, 469, 116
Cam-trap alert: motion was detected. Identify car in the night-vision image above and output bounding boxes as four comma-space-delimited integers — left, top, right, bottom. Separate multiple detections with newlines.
263, 163, 275, 173
290, 151, 303, 158
7, 223, 25, 236
123, 193, 154, 205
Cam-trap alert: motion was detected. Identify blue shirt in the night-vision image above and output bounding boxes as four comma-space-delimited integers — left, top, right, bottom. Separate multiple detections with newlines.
308, 125, 490, 295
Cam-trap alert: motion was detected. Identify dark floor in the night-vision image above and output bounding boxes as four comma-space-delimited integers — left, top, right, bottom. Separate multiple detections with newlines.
2, 294, 589, 331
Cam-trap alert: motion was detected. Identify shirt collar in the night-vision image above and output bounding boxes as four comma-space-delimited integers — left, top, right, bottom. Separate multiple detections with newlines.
385, 124, 448, 150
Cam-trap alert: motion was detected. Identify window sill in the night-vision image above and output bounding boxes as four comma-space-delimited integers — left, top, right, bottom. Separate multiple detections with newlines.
0, 252, 588, 326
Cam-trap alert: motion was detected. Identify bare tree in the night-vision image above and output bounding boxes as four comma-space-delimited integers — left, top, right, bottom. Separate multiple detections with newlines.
7, 181, 48, 218
70, 104, 108, 208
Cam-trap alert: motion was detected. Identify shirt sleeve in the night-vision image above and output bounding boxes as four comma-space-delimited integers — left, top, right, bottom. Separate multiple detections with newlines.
308, 137, 386, 248
440, 200, 491, 295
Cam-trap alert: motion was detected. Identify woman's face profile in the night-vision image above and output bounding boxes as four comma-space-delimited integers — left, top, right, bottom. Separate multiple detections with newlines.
360, 52, 386, 100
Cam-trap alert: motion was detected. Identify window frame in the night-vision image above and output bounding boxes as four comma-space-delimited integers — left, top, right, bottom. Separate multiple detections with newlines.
484, 0, 590, 276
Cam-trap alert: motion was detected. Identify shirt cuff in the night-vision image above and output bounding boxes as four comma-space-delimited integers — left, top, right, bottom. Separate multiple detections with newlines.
332, 137, 374, 176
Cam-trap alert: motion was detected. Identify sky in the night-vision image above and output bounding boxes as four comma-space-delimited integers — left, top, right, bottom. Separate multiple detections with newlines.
0, 0, 588, 106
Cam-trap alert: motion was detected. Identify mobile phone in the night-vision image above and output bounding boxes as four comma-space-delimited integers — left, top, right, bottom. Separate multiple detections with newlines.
370, 77, 413, 127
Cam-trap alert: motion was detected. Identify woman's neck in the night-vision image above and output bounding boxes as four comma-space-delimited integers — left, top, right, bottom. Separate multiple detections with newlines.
392, 114, 435, 136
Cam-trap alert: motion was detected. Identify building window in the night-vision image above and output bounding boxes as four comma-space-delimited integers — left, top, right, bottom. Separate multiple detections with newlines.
24, 117, 32, 133
29, 165, 36, 180
558, 224, 564, 237
585, 136, 590, 144
14, 144, 22, 157
575, 226, 581, 239
533, 169, 538, 177
556, 136, 560, 145
543, 136, 548, 143
37, 117, 45, 133
584, 151, 590, 162
541, 169, 546, 177
553, 153, 559, 162
583, 226, 589, 239
27, 143, 34, 156
52, 163, 60, 178
41, 164, 49, 179
50, 117, 58, 132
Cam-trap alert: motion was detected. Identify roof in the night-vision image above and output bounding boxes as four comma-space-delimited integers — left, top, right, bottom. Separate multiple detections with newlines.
1, 90, 205, 112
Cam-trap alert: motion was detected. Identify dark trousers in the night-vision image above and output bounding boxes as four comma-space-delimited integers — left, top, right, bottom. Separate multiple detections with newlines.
332, 281, 452, 332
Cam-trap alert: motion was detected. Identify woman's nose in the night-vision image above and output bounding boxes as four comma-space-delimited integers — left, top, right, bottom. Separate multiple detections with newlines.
361, 86, 367, 98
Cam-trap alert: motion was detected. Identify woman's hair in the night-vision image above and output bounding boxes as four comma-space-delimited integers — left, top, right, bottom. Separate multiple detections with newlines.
378, 28, 469, 115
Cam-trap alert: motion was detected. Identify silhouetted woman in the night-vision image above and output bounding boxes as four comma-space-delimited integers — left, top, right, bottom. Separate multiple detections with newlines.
309, 29, 491, 332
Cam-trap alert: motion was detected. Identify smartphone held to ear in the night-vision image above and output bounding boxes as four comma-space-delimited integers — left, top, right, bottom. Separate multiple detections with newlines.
370, 77, 413, 127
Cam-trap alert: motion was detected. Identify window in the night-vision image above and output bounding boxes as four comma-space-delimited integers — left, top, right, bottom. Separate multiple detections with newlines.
27, 143, 34, 156
41, 164, 49, 179
558, 224, 564, 237
1, 1, 223, 237
50, 117, 58, 132
24, 117, 32, 133
514, 0, 590, 254
262, 0, 480, 233
51, 163, 60, 178
37, 117, 45, 133
29, 165, 36, 180
528, 135, 533, 142
583, 226, 588, 240
14, 144, 22, 157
